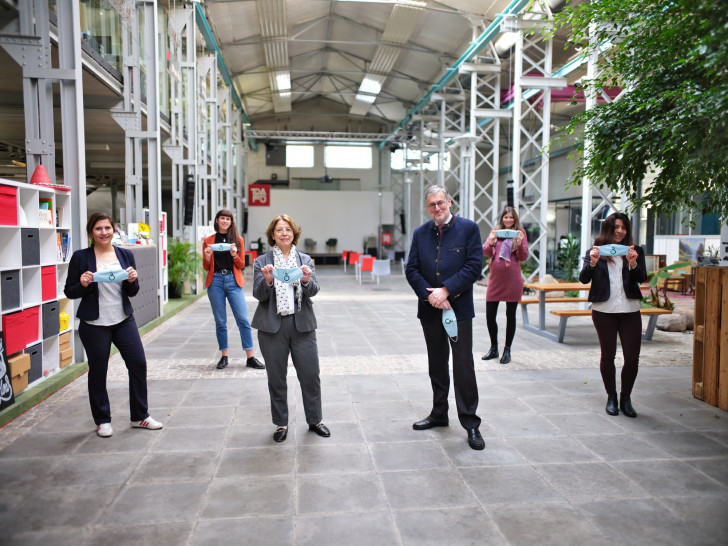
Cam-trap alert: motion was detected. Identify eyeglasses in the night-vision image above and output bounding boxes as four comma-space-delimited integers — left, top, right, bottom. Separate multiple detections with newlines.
426, 200, 448, 210
274, 227, 294, 234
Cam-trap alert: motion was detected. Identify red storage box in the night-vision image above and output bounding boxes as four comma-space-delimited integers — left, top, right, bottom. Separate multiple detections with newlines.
0, 185, 18, 225
2, 306, 40, 355
41, 265, 56, 301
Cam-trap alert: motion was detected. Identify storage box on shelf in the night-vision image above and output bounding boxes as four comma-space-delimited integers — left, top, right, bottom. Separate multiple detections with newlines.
0, 178, 76, 398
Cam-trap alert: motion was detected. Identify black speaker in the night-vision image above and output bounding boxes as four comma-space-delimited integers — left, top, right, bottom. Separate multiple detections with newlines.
400, 211, 406, 234
183, 174, 195, 226
506, 179, 514, 207
243, 210, 248, 233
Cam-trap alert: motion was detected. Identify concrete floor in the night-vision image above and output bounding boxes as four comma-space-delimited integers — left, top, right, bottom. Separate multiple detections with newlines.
1, 265, 726, 545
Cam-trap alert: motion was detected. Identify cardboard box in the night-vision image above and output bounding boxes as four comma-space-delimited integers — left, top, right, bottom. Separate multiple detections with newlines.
11, 371, 28, 394
59, 347, 73, 368
8, 352, 31, 376
58, 331, 71, 345
59, 341, 70, 352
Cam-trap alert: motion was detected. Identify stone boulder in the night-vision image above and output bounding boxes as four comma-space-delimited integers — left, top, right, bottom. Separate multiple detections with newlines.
673, 306, 694, 330
656, 312, 687, 332
540, 274, 566, 298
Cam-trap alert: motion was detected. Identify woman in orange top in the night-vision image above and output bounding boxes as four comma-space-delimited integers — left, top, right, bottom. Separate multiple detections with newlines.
202, 209, 265, 370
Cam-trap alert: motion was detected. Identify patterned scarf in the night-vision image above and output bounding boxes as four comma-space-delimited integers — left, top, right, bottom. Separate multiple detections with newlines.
272, 244, 302, 313
498, 238, 514, 267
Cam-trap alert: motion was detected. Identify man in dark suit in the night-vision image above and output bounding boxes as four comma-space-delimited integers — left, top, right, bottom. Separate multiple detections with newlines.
405, 185, 485, 450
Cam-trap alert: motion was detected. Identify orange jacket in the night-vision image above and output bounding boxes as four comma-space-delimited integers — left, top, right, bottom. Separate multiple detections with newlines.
202, 233, 246, 288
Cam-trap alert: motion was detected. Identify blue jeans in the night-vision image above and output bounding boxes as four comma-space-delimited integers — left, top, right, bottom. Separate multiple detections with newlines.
207, 273, 254, 352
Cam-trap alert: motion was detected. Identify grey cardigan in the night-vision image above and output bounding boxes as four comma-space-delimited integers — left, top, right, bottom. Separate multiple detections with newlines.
251, 250, 319, 333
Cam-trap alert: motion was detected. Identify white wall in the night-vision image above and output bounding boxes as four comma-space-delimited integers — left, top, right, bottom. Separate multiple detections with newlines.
246, 189, 394, 254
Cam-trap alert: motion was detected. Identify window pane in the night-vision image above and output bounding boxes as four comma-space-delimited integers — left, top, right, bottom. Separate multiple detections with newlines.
390, 148, 449, 171
325, 146, 372, 169
286, 145, 314, 168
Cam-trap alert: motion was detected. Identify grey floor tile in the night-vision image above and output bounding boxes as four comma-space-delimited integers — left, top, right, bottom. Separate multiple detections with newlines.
296, 511, 399, 546
440, 438, 527, 467
296, 443, 374, 474
380, 469, 477, 510
102, 481, 208, 524
318, 387, 355, 404
347, 385, 406, 402
0, 431, 86, 459
191, 516, 293, 546
359, 418, 436, 443
181, 389, 245, 408
300, 401, 357, 422
519, 394, 592, 414
543, 411, 626, 434
637, 392, 706, 412
461, 466, 564, 505
74, 426, 161, 454
488, 503, 609, 546
578, 498, 710, 546
45, 453, 141, 486
370, 439, 451, 471
478, 396, 535, 415
485, 413, 562, 438
661, 408, 728, 431
0, 484, 120, 534
509, 436, 600, 464
659, 495, 728, 546
131, 450, 218, 482
295, 421, 364, 445
297, 472, 387, 514
496, 381, 563, 396
151, 426, 228, 452
226, 423, 282, 448
146, 389, 189, 409
233, 403, 276, 425
684, 457, 728, 487
353, 399, 418, 421
3, 528, 92, 546
641, 431, 728, 459
86, 522, 194, 546
165, 405, 235, 428
612, 459, 727, 497
0, 456, 65, 493
607, 411, 689, 433
536, 462, 647, 501
216, 446, 295, 479
574, 433, 673, 461
394, 506, 505, 546
200, 476, 294, 518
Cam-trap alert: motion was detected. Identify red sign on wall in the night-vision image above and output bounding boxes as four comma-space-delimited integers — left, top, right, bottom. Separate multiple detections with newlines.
381, 232, 393, 245
249, 184, 270, 206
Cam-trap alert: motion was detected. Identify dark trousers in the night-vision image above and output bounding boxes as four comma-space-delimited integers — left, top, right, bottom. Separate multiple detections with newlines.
258, 315, 322, 427
421, 319, 481, 430
79, 315, 149, 425
485, 301, 518, 347
591, 310, 642, 396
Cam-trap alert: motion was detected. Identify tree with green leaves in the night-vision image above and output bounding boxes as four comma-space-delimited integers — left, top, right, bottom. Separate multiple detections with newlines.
548, 0, 728, 225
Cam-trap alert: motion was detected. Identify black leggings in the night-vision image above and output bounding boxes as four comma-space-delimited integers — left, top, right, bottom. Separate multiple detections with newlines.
591, 310, 642, 396
486, 301, 518, 348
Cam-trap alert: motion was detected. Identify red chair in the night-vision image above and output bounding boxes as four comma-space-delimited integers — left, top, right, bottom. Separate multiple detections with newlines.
341, 250, 351, 272
358, 256, 374, 284
348, 252, 361, 273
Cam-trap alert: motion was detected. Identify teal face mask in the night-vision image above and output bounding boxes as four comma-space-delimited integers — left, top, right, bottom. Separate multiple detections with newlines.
598, 244, 629, 257
93, 270, 129, 283
442, 308, 458, 340
272, 268, 303, 283
495, 229, 518, 239
210, 243, 231, 252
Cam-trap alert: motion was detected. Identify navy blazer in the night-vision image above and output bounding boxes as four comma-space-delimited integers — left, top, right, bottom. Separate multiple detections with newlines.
251, 250, 319, 334
406, 216, 482, 322
64, 246, 140, 321
578, 245, 647, 302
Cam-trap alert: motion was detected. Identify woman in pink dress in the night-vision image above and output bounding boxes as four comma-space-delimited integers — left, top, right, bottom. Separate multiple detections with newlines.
482, 207, 529, 364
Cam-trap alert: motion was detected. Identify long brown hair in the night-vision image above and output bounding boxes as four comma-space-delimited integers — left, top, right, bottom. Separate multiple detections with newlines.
495, 206, 523, 232
86, 212, 114, 246
594, 212, 633, 247
214, 209, 240, 245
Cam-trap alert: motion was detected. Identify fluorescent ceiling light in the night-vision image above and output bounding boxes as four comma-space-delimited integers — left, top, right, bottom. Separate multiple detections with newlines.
359, 76, 382, 95
335, 0, 426, 6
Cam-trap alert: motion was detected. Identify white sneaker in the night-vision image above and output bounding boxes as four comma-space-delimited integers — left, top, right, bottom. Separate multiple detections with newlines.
97, 423, 113, 437
130, 416, 163, 430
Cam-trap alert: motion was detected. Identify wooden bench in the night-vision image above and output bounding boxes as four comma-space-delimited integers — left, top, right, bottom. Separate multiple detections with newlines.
549, 307, 673, 343
519, 297, 588, 326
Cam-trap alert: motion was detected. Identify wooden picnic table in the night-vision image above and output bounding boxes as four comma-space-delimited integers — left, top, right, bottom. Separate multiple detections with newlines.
522, 282, 591, 341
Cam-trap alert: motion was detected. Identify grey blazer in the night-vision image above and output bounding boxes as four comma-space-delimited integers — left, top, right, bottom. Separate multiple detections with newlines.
251, 250, 320, 334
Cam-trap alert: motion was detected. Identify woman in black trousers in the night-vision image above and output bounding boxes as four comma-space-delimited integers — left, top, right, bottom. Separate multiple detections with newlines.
579, 212, 647, 417
65, 212, 162, 437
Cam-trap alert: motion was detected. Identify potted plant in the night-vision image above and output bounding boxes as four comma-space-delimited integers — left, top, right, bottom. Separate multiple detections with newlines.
167, 238, 202, 298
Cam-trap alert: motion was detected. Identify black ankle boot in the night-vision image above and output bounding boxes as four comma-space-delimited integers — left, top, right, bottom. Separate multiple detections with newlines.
482, 346, 499, 360
620, 393, 637, 418
216, 356, 229, 369
605, 393, 619, 416
499, 346, 511, 364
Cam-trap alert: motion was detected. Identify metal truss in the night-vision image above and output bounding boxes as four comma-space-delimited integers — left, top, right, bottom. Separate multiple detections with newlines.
244, 130, 410, 143
506, 7, 566, 281
197, 54, 218, 228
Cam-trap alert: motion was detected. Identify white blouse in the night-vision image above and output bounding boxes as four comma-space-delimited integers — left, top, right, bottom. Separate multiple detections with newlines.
592, 258, 641, 314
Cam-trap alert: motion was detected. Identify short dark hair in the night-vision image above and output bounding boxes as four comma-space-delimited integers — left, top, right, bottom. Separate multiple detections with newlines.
86, 212, 114, 245
265, 214, 302, 247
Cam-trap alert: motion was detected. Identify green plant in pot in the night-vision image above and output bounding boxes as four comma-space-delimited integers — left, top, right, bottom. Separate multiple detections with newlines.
167, 238, 202, 298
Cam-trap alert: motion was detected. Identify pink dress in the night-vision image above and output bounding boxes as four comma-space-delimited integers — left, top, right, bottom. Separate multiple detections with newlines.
483, 231, 529, 302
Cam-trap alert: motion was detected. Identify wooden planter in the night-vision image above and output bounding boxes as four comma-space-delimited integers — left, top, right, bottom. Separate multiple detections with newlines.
692, 266, 728, 409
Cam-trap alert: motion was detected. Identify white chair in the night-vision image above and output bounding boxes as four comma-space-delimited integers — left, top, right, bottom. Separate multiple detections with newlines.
370, 258, 391, 284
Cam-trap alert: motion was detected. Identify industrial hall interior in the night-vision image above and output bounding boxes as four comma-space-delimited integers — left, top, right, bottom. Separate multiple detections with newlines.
0, 1, 726, 545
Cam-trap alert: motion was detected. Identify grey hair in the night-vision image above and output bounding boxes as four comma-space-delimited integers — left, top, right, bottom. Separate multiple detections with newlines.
424, 185, 451, 201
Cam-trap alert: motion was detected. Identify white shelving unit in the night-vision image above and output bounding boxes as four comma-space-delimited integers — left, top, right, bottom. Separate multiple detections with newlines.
0, 178, 75, 393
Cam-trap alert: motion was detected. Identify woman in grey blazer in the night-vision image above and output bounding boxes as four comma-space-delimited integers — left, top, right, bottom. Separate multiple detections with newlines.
252, 214, 330, 443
